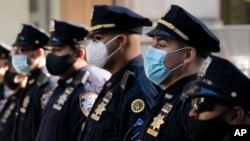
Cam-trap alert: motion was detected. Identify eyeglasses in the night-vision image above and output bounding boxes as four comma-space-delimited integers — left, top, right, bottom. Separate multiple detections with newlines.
191, 97, 236, 113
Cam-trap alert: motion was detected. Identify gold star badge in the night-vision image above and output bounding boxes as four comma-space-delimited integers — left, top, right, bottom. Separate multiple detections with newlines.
150, 113, 165, 130
91, 101, 107, 121
146, 113, 165, 137
95, 102, 106, 116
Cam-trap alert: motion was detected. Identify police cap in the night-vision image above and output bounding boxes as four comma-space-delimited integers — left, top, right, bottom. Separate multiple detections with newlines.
147, 5, 220, 57
49, 19, 89, 46
0, 42, 11, 59
89, 5, 152, 34
12, 24, 49, 48
189, 55, 250, 112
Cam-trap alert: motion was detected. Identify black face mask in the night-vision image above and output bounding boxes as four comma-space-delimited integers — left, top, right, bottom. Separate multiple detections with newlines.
4, 71, 19, 90
46, 53, 73, 75
187, 114, 229, 141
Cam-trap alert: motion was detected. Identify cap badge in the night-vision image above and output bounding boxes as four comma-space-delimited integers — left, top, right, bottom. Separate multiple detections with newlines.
19, 24, 24, 33
49, 20, 55, 32
231, 92, 237, 98
198, 56, 212, 77
19, 36, 25, 40
35, 40, 40, 44
90, 7, 94, 21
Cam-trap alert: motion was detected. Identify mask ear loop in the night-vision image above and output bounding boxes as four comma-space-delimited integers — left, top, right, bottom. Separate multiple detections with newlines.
167, 47, 188, 54
104, 34, 121, 46
104, 34, 122, 60
167, 47, 188, 72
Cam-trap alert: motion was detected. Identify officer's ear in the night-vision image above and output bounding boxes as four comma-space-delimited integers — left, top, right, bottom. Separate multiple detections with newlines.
183, 47, 196, 64
35, 48, 44, 57
75, 48, 85, 59
118, 34, 127, 48
226, 106, 245, 125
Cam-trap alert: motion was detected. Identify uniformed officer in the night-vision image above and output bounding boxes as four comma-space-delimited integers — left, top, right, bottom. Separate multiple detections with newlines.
0, 42, 13, 109
35, 19, 110, 141
11, 24, 58, 141
184, 55, 250, 141
79, 5, 161, 141
137, 5, 220, 141
0, 65, 28, 141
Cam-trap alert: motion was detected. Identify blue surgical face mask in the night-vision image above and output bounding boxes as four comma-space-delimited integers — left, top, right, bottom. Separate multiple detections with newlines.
11, 54, 31, 75
144, 46, 186, 85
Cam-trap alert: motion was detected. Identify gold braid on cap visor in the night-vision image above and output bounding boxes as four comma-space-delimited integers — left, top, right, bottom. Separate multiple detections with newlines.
89, 23, 116, 32
158, 19, 189, 41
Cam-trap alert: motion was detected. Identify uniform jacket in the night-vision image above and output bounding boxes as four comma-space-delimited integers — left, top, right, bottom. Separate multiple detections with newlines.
137, 74, 197, 141
36, 65, 107, 141
13, 66, 58, 141
80, 55, 161, 141
0, 89, 23, 141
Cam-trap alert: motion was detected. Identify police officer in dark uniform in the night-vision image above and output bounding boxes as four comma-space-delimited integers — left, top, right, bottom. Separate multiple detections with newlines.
0, 42, 13, 110
35, 19, 110, 141
0, 65, 28, 141
137, 5, 220, 141
79, 5, 161, 141
11, 24, 58, 141
184, 55, 250, 141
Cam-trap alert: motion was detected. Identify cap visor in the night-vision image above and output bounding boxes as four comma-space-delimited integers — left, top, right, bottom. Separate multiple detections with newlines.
49, 41, 63, 46
188, 85, 226, 98
77, 39, 92, 46
146, 28, 177, 38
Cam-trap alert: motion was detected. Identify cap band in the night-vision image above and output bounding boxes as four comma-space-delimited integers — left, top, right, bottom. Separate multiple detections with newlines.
89, 23, 116, 32
158, 19, 189, 41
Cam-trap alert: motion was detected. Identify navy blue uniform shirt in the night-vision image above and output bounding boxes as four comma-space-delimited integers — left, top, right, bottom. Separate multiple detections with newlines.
137, 74, 196, 141
13, 66, 58, 141
79, 55, 160, 141
0, 89, 23, 141
36, 65, 106, 141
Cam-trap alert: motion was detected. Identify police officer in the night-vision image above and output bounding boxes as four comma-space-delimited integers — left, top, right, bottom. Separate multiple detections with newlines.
0, 65, 28, 141
0, 42, 13, 110
79, 5, 160, 141
137, 5, 220, 141
184, 55, 250, 141
35, 19, 110, 141
11, 24, 58, 141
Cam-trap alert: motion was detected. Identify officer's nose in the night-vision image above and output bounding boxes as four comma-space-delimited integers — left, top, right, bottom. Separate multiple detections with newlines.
188, 108, 198, 119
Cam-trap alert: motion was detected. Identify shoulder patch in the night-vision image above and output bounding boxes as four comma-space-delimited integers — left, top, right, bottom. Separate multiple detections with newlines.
79, 92, 98, 117
131, 99, 145, 113
40, 91, 53, 109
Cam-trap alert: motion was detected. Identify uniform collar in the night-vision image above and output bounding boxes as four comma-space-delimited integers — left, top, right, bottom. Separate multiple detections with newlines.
57, 66, 89, 87
104, 55, 143, 89
27, 66, 47, 85
158, 73, 197, 99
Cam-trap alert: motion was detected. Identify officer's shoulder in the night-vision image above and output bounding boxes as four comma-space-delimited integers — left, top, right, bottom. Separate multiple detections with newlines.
88, 65, 111, 83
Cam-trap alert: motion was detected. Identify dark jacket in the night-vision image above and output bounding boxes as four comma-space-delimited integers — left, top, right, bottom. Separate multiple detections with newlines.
13, 66, 58, 141
36, 65, 107, 141
79, 55, 161, 141
137, 74, 197, 141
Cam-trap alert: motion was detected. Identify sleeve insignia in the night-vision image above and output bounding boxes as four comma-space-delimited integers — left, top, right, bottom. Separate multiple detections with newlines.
40, 91, 53, 109
79, 92, 98, 117
131, 99, 145, 113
